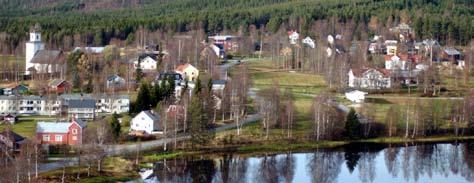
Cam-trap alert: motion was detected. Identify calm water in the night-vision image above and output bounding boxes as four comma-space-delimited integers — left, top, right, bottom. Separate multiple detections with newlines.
139, 142, 474, 183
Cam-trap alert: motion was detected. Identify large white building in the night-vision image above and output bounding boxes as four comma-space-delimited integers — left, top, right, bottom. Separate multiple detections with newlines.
348, 68, 391, 89
25, 25, 65, 75
0, 94, 130, 116
25, 26, 45, 75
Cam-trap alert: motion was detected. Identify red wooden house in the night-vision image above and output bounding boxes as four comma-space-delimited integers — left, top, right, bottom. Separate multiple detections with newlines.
36, 119, 86, 146
48, 79, 71, 94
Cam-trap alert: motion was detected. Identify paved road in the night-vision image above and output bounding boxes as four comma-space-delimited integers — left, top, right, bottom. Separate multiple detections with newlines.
366, 95, 464, 100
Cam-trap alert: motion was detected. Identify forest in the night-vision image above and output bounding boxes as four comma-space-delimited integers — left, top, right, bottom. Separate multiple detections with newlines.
0, 0, 472, 53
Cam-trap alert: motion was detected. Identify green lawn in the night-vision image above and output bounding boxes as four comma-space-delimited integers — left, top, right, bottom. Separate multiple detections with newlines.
0, 116, 43, 137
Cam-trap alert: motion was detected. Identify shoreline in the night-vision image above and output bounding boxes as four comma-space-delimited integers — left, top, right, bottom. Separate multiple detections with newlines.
141, 135, 474, 162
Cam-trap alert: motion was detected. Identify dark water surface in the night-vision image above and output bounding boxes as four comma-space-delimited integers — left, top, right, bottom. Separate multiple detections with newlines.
138, 142, 474, 183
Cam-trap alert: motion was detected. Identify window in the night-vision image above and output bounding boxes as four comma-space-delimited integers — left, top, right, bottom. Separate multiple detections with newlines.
72, 129, 78, 134
72, 136, 77, 141
55, 135, 62, 142
43, 135, 50, 141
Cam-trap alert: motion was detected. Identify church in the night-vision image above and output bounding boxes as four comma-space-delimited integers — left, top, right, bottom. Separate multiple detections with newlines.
25, 25, 65, 76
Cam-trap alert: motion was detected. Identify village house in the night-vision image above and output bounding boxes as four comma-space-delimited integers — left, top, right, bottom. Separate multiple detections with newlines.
36, 119, 86, 146
287, 30, 300, 45
48, 79, 71, 94
385, 55, 408, 70
66, 99, 96, 120
3, 84, 29, 95
106, 74, 126, 89
175, 63, 199, 82
0, 95, 61, 116
155, 72, 184, 87
348, 68, 391, 89
130, 110, 161, 134
345, 90, 367, 103
25, 25, 66, 75
442, 47, 462, 63
95, 94, 130, 114
212, 80, 227, 91
0, 130, 25, 151
134, 55, 157, 71
208, 35, 241, 53
384, 40, 398, 55
3, 113, 17, 124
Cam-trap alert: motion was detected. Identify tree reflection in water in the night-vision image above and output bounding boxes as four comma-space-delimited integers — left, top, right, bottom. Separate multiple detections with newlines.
148, 142, 474, 183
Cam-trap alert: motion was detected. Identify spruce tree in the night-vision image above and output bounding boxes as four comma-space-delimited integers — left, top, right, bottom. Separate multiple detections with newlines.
344, 108, 361, 140
135, 82, 151, 113
110, 112, 121, 141
188, 78, 213, 147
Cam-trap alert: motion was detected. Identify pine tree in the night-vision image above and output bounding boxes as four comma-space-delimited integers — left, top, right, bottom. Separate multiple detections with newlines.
110, 112, 121, 141
344, 108, 361, 140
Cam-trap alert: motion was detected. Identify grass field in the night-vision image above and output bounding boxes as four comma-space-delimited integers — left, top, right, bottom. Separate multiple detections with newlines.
248, 60, 327, 95
0, 115, 59, 137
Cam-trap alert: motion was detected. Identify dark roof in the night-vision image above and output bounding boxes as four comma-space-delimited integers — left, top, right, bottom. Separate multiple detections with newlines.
0, 130, 25, 143
212, 80, 227, 85
139, 53, 158, 61
157, 72, 183, 80
107, 74, 123, 81
68, 99, 96, 109
143, 110, 159, 121
74, 119, 87, 128
31, 50, 63, 64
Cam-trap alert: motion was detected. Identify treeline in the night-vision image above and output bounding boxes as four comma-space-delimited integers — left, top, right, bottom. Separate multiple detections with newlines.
0, 0, 472, 52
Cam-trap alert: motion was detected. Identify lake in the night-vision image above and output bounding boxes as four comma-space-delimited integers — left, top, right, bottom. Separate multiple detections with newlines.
138, 141, 474, 183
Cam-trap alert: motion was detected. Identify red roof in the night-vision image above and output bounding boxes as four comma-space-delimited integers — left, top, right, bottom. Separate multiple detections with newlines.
175, 63, 191, 72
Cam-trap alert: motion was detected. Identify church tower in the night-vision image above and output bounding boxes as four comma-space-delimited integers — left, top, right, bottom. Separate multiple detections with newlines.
25, 24, 45, 75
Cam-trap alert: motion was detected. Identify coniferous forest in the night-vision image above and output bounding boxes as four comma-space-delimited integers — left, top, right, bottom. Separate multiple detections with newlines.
0, 0, 472, 52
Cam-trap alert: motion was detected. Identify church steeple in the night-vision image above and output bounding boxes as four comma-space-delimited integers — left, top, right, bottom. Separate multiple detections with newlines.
29, 24, 42, 42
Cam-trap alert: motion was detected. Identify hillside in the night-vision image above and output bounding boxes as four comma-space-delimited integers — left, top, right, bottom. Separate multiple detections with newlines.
0, 0, 472, 51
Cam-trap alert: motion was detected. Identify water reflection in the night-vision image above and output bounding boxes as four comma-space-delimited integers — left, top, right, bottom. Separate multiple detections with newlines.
143, 142, 474, 183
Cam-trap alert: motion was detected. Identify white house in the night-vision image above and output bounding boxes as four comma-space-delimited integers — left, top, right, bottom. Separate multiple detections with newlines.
287, 30, 299, 45
348, 68, 391, 89
106, 74, 126, 89
130, 111, 161, 134
134, 56, 157, 71
385, 55, 408, 70
345, 90, 368, 103
175, 63, 199, 82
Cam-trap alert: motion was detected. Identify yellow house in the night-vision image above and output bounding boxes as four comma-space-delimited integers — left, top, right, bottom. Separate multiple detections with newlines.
385, 40, 398, 56
175, 63, 199, 81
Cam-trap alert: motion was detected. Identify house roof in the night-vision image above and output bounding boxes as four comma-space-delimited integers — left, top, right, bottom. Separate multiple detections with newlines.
36, 121, 71, 133
175, 63, 195, 72
351, 68, 390, 77
74, 119, 87, 129
30, 50, 63, 64
107, 74, 123, 81
49, 79, 66, 87
0, 130, 25, 142
68, 99, 96, 109
14, 84, 29, 91
444, 48, 461, 55
212, 80, 227, 85
141, 110, 159, 121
